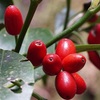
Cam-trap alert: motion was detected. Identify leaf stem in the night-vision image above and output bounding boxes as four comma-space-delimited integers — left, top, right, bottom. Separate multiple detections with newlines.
15, 0, 42, 53
63, 0, 71, 30
76, 44, 100, 52
46, 4, 100, 47
15, 36, 18, 45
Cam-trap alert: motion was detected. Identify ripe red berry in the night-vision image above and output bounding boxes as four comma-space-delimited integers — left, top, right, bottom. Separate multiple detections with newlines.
88, 24, 100, 44
55, 71, 77, 99
42, 54, 62, 76
87, 30, 96, 44
93, 24, 100, 37
4, 5, 23, 35
72, 73, 86, 94
27, 40, 47, 67
55, 38, 76, 60
62, 53, 86, 73
88, 51, 100, 70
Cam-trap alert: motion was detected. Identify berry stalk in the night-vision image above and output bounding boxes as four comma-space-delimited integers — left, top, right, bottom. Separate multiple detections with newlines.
15, 0, 42, 53
46, 4, 100, 48
76, 44, 100, 52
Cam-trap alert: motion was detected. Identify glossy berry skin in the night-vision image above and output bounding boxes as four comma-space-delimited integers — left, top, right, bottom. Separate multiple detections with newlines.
93, 24, 100, 37
55, 71, 77, 99
88, 24, 100, 44
42, 54, 62, 76
55, 38, 76, 60
72, 73, 86, 94
87, 30, 96, 44
4, 5, 23, 35
88, 51, 100, 70
27, 40, 47, 67
62, 53, 86, 73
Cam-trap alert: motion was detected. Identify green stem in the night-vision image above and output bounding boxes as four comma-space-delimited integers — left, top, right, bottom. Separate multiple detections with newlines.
76, 44, 100, 52
10, 0, 14, 4
0, 23, 4, 30
63, 0, 71, 30
32, 92, 47, 100
46, 4, 100, 47
15, 0, 42, 53
15, 36, 18, 45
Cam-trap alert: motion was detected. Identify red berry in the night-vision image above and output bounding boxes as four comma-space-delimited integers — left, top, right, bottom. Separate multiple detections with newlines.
27, 40, 47, 67
55, 38, 76, 60
87, 30, 96, 44
62, 53, 86, 73
93, 24, 100, 36
4, 5, 23, 35
42, 54, 62, 76
88, 24, 100, 44
88, 51, 100, 70
55, 71, 77, 99
72, 73, 86, 94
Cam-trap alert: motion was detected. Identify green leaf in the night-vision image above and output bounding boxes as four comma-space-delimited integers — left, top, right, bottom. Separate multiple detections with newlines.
0, 28, 15, 50
0, 0, 13, 23
20, 28, 55, 54
0, 49, 34, 100
0, 28, 54, 83
0, 28, 55, 54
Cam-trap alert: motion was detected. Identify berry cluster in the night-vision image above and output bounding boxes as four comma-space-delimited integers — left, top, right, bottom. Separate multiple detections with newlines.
87, 24, 100, 70
27, 38, 87, 99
